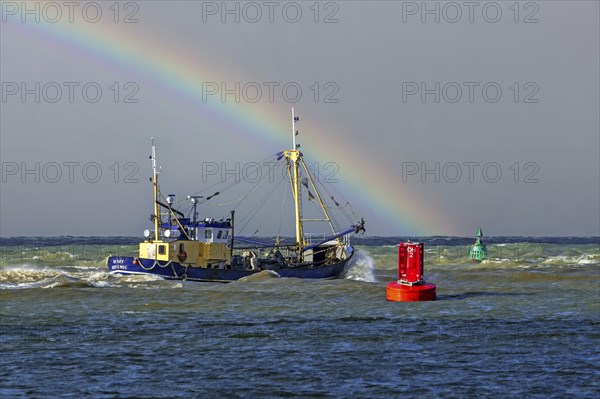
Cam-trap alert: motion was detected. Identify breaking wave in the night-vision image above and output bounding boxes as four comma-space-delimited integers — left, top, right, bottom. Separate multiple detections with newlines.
343, 249, 376, 282
0, 264, 181, 290
542, 254, 599, 266
0, 264, 112, 289
237, 270, 281, 282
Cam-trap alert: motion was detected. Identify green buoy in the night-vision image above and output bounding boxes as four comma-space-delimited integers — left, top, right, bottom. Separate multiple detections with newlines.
469, 228, 488, 261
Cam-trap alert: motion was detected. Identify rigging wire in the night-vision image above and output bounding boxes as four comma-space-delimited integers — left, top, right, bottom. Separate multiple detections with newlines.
208, 163, 276, 209
276, 178, 289, 242
300, 155, 356, 227
319, 182, 355, 224
175, 178, 239, 218
174, 153, 280, 211
311, 162, 359, 224
299, 180, 341, 232
153, 149, 360, 239
236, 169, 286, 232
237, 172, 287, 236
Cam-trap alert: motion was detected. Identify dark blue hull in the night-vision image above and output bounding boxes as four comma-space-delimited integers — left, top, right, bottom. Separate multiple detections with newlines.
107, 251, 352, 282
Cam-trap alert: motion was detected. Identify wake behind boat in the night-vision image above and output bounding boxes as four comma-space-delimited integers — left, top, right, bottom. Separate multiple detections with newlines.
107, 110, 365, 282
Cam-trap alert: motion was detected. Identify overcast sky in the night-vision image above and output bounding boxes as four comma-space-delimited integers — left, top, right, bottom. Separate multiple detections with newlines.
1, 1, 598, 237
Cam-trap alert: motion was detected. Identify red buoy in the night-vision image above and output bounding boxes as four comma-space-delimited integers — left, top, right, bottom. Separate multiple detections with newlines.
386, 242, 436, 302
386, 281, 437, 301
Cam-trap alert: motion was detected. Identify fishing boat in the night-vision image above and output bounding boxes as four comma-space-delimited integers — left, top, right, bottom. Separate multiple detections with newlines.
107, 110, 365, 282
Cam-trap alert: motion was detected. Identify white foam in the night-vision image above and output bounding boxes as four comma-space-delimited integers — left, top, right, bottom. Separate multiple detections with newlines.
481, 258, 512, 264
0, 264, 115, 289
90, 280, 110, 288
118, 274, 167, 282
542, 255, 569, 264
577, 254, 598, 265
542, 254, 599, 266
344, 249, 377, 282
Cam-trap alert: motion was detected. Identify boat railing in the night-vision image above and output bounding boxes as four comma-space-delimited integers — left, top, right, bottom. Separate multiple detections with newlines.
305, 233, 343, 246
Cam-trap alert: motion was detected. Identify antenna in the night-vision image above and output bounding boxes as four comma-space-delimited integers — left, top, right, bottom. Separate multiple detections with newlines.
150, 137, 160, 242
187, 195, 204, 224
291, 108, 296, 149
151, 137, 157, 176
291, 108, 300, 149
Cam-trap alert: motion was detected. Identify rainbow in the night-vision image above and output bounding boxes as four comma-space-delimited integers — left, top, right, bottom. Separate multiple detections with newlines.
3, 17, 457, 235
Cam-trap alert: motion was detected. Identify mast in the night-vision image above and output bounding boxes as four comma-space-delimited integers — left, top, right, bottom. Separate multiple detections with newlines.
284, 108, 304, 255
292, 149, 303, 252
230, 210, 235, 259
151, 137, 160, 242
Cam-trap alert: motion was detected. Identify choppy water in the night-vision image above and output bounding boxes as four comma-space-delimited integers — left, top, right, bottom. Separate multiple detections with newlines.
1, 237, 599, 398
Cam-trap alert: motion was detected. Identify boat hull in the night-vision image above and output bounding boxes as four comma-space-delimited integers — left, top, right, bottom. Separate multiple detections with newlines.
107, 249, 353, 282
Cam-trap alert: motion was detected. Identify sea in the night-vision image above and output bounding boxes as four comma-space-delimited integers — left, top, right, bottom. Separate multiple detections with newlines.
1, 236, 598, 398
